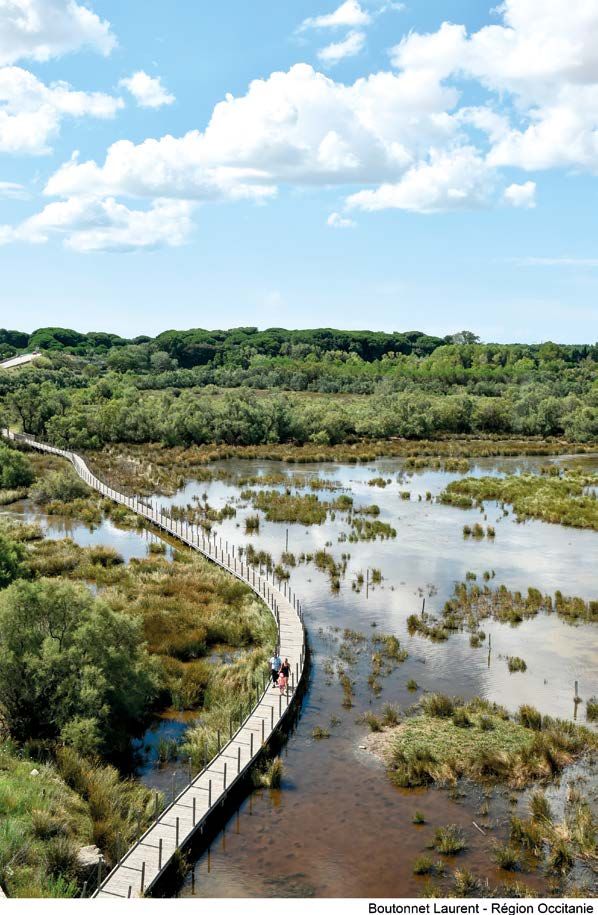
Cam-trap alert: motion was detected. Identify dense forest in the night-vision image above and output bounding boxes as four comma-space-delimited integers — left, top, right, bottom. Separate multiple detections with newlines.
0, 325, 596, 446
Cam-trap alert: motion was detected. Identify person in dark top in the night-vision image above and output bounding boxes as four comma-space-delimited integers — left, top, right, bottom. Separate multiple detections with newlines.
278, 658, 291, 693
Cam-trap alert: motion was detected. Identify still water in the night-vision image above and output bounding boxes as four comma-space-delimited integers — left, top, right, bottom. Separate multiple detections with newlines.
6, 453, 597, 895
157, 453, 597, 898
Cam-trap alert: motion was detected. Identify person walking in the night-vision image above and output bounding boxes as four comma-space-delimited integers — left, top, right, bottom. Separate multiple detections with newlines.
270, 651, 282, 687
278, 657, 290, 694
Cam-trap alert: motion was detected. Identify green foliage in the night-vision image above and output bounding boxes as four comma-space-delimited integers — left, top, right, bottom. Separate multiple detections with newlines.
0, 531, 26, 588
0, 444, 34, 488
30, 469, 88, 504
0, 578, 160, 753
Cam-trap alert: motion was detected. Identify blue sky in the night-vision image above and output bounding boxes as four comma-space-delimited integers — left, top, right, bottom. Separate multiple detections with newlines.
0, 0, 597, 342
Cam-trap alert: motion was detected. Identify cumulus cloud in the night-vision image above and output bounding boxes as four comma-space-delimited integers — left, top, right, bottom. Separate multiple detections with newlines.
0, 0, 115, 65
327, 211, 356, 227
119, 71, 175, 109
347, 146, 493, 213
299, 0, 371, 31
391, 0, 598, 174
7, 0, 598, 250
318, 30, 366, 65
0, 65, 123, 154
43, 64, 458, 200
0, 196, 194, 252
503, 180, 536, 208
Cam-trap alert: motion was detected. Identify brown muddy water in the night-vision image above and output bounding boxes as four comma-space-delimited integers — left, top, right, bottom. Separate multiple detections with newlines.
5, 453, 597, 896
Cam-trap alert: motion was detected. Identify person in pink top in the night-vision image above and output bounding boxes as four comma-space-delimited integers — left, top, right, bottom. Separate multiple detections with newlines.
277, 657, 290, 693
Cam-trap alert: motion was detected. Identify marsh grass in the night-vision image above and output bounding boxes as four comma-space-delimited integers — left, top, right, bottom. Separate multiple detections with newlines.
492, 843, 521, 871
254, 757, 283, 788
381, 696, 597, 790
586, 696, 598, 721
442, 581, 597, 632
507, 656, 527, 673
441, 471, 598, 531
433, 824, 467, 855
0, 740, 157, 897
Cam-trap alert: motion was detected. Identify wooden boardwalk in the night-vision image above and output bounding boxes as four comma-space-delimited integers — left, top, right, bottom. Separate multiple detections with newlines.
3, 431, 307, 899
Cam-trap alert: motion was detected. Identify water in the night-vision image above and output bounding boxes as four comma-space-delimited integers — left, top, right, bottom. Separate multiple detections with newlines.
6, 454, 596, 896
157, 453, 597, 898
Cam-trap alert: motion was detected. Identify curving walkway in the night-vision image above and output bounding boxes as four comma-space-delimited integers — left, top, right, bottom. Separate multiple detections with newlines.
2, 430, 307, 899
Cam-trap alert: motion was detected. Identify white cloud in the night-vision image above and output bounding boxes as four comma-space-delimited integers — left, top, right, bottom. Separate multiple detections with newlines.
44, 64, 458, 200
119, 71, 175, 109
327, 211, 356, 227
8, 1, 598, 251
300, 1, 371, 31
318, 30, 366, 66
504, 180, 536, 208
0, 196, 194, 252
0, 65, 122, 154
347, 146, 493, 213
392, 0, 598, 174
0, 0, 115, 65
0, 179, 26, 197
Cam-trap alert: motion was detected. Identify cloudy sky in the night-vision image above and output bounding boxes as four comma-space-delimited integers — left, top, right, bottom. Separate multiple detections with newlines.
0, 0, 597, 341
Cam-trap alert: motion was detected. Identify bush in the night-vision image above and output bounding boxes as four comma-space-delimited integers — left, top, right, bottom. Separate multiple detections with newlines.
0, 578, 160, 754
507, 656, 527, 673
0, 531, 25, 588
0, 444, 34, 489
586, 696, 597, 722
30, 470, 87, 505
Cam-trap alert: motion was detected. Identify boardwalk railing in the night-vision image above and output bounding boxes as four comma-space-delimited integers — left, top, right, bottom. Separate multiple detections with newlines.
2, 430, 307, 899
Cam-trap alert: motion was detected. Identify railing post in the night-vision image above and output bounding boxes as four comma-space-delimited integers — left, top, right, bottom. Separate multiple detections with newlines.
159, 838, 163, 869
209, 779, 212, 807
250, 731, 254, 756
140, 861, 146, 894
193, 796, 196, 826
237, 746, 241, 773
176, 817, 180, 848
223, 762, 227, 789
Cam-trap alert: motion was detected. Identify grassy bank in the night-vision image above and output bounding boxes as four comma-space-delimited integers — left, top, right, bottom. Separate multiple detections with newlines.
366, 695, 597, 789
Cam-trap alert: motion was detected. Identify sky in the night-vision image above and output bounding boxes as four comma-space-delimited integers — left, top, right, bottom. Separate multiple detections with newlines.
0, 0, 597, 343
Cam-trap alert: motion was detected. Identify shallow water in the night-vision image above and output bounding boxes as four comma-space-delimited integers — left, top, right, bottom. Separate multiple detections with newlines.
7, 454, 597, 896
157, 453, 597, 898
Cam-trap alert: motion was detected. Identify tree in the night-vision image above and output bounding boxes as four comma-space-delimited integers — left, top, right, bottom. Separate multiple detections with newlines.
0, 444, 34, 488
0, 579, 160, 755
0, 532, 25, 588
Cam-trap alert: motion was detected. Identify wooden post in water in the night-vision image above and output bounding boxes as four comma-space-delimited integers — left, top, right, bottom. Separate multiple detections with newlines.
422, 597, 425, 617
